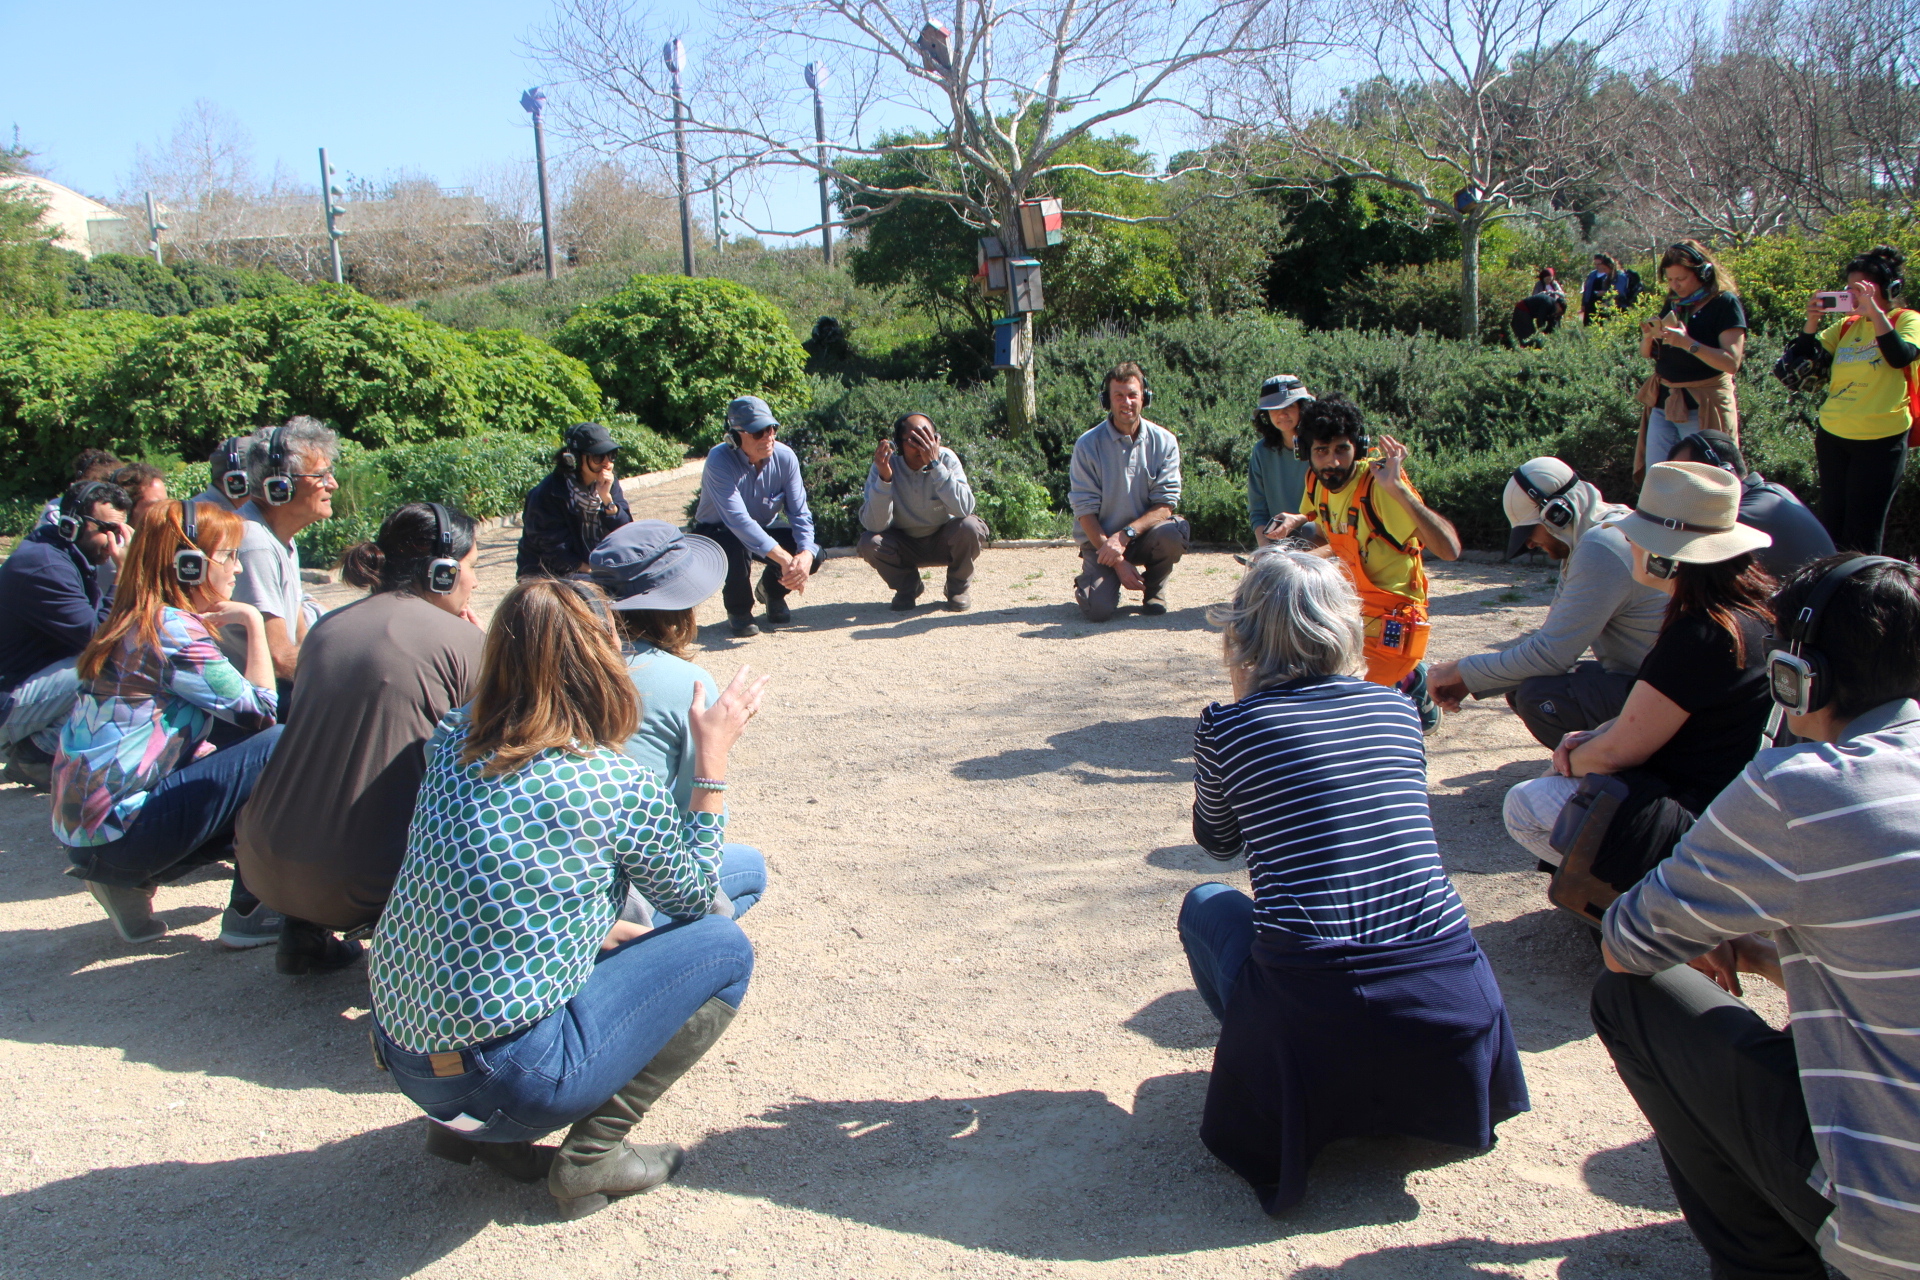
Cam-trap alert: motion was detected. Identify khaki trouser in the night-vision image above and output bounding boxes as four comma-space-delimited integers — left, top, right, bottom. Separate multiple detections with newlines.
1073, 519, 1190, 621
856, 516, 990, 598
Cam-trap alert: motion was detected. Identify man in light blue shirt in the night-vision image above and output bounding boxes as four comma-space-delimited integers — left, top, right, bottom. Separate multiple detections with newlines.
690, 396, 820, 638
1068, 361, 1188, 621
857, 413, 989, 612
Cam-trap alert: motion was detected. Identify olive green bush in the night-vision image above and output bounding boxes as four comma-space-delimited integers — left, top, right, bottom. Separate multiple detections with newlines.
66, 254, 296, 316
551, 274, 809, 445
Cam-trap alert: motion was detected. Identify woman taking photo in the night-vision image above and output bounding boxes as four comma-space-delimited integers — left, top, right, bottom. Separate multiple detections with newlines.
1179, 546, 1527, 1214
1246, 375, 1314, 548
1503, 463, 1775, 892
1637, 241, 1748, 473
54, 500, 281, 945
370, 578, 768, 1216
1779, 245, 1919, 554
235, 502, 485, 977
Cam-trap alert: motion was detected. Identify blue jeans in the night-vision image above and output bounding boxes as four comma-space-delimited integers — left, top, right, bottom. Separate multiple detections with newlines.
1645, 406, 1700, 466
375, 914, 756, 1142
637, 844, 766, 927
67, 726, 284, 889
1179, 882, 1256, 1023
1, 658, 81, 755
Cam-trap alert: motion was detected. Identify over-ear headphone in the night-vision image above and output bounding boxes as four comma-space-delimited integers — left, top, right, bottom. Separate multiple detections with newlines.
1689, 435, 1734, 474
261, 427, 294, 506
219, 438, 251, 503
564, 578, 615, 630
56, 481, 117, 544
1099, 371, 1154, 412
425, 502, 459, 595
1671, 241, 1716, 289
1768, 556, 1899, 717
175, 500, 207, 587
1511, 463, 1581, 531
560, 423, 596, 472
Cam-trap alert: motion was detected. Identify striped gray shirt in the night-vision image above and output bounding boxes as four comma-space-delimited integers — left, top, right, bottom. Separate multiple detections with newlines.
1605, 698, 1920, 1279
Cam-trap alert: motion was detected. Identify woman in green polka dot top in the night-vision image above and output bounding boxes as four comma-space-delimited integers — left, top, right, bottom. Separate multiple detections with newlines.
370, 577, 770, 1219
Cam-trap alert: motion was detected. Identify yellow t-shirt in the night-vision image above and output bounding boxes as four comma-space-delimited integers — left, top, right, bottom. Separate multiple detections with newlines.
1312, 464, 1425, 602
1818, 309, 1920, 441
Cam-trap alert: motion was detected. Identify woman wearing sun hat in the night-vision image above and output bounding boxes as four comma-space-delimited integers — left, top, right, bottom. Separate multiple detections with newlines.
1502, 462, 1776, 893
1248, 374, 1315, 547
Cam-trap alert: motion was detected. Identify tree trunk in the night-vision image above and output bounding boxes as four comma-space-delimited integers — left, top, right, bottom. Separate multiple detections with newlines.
999, 194, 1039, 434
1459, 213, 1482, 340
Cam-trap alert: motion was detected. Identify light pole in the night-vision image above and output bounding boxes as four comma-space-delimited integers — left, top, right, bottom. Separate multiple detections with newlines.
804, 63, 832, 267
142, 191, 166, 266
664, 38, 696, 276
520, 87, 557, 280
318, 148, 345, 285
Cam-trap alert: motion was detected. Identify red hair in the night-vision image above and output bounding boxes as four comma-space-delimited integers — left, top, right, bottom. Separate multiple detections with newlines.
78, 501, 244, 682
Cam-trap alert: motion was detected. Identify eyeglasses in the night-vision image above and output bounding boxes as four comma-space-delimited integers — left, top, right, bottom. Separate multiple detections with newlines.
291, 469, 338, 486
740, 426, 777, 439
210, 549, 241, 566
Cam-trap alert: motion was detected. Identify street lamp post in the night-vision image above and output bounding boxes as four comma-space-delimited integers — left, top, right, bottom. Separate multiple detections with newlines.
142, 191, 166, 266
664, 38, 696, 276
318, 148, 345, 285
520, 87, 558, 280
804, 63, 832, 267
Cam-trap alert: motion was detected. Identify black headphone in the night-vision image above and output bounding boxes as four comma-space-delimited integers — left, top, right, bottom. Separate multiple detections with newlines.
1767, 556, 1900, 717
1510, 463, 1581, 531
560, 424, 583, 472
564, 578, 615, 630
175, 500, 207, 587
1671, 241, 1716, 289
1687, 434, 1735, 474
425, 502, 459, 595
1099, 370, 1154, 412
55, 481, 118, 544
261, 427, 294, 506
219, 437, 251, 503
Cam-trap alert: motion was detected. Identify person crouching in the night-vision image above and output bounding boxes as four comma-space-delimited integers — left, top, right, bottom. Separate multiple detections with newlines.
856, 413, 990, 612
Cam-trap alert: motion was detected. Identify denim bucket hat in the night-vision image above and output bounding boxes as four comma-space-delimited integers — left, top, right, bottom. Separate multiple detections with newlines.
589, 519, 727, 611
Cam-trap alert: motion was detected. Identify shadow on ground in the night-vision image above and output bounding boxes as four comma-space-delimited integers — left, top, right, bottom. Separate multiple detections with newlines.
684, 1074, 1487, 1261
0, 1121, 536, 1280
1124, 989, 1218, 1050
1290, 1220, 1705, 1277
953, 716, 1194, 783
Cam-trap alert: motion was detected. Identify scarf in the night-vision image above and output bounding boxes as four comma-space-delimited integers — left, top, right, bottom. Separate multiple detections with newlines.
567, 473, 608, 549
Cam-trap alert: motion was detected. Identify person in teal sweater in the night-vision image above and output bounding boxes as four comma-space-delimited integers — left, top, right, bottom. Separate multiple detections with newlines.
1248, 375, 1315, 546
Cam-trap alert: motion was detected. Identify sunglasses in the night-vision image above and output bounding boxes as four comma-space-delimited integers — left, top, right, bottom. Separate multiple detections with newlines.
737, 426, 777, 440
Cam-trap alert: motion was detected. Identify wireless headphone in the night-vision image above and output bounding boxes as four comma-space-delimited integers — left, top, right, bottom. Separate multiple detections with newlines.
1767, 556, 1900, 717
261, 427, 294, 506
559, 424, 585, 472
55, 481, 118, 544
219, 437, 251, 504
1511, 463, 1581, 531
564, 578, 616, 630
1099, 370, 1154, 412
1687, 434, 1734, 474
175, 500, 208, 587
425, 502, 459, 595
1670, 241, 1716, 289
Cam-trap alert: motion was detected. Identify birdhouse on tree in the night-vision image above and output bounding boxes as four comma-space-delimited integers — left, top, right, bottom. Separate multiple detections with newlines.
1008, 258, 1044, 313
991, 317, 1028, 370
976, 236, 1009, 293
915, 23, 953, 74
1017, 197, 1064, 248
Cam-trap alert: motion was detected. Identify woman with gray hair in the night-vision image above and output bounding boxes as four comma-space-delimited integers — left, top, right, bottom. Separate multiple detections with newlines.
1180, 546, 1528, 1214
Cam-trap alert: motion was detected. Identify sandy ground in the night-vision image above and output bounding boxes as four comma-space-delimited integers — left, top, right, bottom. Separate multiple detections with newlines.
0, 467, 1789, 1279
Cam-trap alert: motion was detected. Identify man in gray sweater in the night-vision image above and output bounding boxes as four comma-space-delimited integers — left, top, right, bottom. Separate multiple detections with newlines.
1595, 555, 1920, 1280
1428, 458, 1668, 746
857, 413, 990, 612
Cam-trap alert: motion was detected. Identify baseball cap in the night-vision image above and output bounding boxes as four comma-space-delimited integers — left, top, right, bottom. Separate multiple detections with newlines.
565, 422, 620, 456
1256, 375, 1314, 413
1502, 457, 1578, 560
726, 396, 780, 434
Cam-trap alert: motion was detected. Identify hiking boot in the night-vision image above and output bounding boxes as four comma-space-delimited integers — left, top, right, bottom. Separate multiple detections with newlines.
549, 997, 736, 1219
276, 916, 364, 976
945, 587, 972, 612
727, 614, 760, 638
2, 740, 53, 791
425, 1121, 555, 1184
1141, 592, 1168, 616
85, 881, 165, 944
217, 900, 285, 950
763, 596, 791, 626
890, 588, 921, 611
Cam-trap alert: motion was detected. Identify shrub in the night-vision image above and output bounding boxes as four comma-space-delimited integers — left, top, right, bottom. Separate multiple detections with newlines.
0, 310, 164, 493
551, 274, 809, 444
1722, 207, 1920, 335
66, 254, 296, 316
1326, 259, 1541, 341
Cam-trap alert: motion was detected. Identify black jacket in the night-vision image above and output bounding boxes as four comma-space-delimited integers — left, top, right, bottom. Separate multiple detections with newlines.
514, 470, 633, 578
0, 525, 111, 699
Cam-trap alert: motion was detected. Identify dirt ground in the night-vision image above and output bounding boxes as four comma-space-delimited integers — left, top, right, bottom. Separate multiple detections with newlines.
0, 466, 1787, 1279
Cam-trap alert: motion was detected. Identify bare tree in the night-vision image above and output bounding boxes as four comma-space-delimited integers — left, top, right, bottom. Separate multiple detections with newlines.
557, 160, 682, 264
122, 100, 263, 254
1262, 0, 1650, 337
535, 0, 1318, 429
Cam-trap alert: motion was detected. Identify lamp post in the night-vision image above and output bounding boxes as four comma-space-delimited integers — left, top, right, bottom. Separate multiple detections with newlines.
142, 191, 166, 266
318, 148, 345, 285
664, 38, 695, 276
520, 87, 557, 280
804, 62, 832, 267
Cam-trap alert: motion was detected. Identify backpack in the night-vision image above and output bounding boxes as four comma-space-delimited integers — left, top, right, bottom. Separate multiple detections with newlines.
1839, 311, 1920, 446
1619, 269, 1641, 308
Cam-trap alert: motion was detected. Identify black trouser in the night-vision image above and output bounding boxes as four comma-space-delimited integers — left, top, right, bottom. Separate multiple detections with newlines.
690, 522, 819, 618
1506, 662, 1638, 748
1591, 967, 1833, 1280
1815, 427, 1909, 554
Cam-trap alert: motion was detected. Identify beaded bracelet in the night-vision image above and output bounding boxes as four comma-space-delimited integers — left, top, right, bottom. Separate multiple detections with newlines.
692, 777, 728, 792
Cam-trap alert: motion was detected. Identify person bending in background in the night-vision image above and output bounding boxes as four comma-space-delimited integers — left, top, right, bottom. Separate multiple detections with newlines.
517, 422, 634, 578
1247, 375, 1314, 548
1428, 459, 1668, 747
54, 500, 281, 949
857, 413, 989, 612
1502, 463, 1774, 896
0, 481, 129, 789
1179, 546, 1527, 1215
369, 579, 767, 1216
235, 503, 485, 979
1267, 394, 1460, 731
1667, 430, 1835, 578
1069, 362, 1189, 621
1594, 555, 1920, 1280
109, 463, 168, 526
691, 396, 820, 638
589, 520, 769, 928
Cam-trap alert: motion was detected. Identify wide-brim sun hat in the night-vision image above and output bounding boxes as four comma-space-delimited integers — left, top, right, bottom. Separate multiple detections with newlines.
1611, 461, 1771, 563
589, 519, 727, 611
1257, 374, 1314, 413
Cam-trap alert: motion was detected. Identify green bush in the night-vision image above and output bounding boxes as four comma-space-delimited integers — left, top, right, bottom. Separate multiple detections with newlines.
1722, 207, 1920, 335
551, 274, 809, 444
66, 254, 297, 316
0, 310, 164, 492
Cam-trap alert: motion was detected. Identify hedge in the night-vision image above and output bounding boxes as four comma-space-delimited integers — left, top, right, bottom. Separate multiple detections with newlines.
65, 254, 298, 316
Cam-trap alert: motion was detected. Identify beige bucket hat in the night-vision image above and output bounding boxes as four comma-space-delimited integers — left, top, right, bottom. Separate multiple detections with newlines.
1613, 461, 1772, 563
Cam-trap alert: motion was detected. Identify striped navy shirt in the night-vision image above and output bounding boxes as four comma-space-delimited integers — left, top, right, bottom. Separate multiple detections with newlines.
1607, 698, 1920, 1280
1192, 675, 1468, 945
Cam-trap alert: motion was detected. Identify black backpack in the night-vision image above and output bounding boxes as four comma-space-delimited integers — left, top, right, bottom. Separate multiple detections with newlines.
1619, 269, 1642, 308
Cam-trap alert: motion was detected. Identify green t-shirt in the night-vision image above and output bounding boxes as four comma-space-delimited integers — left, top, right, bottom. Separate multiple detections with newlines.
1818, 309, 1920, 441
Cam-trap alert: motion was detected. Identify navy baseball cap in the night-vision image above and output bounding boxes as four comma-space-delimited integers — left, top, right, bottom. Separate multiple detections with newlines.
725, 396, 779, 433
565, 422, 620, 456
589, 520, 726, 611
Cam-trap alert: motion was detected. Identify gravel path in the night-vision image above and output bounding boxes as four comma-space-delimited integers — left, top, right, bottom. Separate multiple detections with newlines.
0, 468, 1777, 1278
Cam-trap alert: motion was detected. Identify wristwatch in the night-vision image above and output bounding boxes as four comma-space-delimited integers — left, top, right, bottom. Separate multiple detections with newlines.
1123, 525, 1138, 540
1688, 341, 1700, 354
